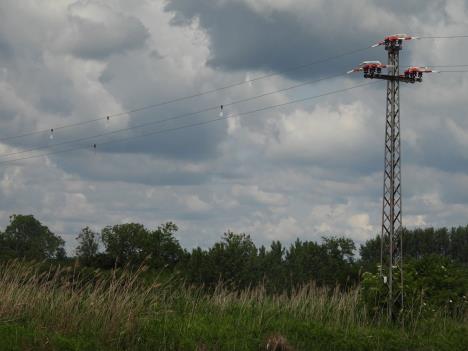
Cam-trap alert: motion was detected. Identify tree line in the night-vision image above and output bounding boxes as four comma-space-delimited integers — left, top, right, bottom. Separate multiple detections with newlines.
0, 214, 467, 292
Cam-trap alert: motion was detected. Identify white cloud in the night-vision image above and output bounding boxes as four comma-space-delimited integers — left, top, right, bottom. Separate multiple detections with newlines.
0, 0, 467, 253
265, 100, 379, 165
180, 194, 212, 213
231, 184, 287, 207
54, 1, 149, 59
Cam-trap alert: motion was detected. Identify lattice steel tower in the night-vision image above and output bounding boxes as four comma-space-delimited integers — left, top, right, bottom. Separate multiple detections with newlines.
355, 34, 424, 318
380, 39, 403, 318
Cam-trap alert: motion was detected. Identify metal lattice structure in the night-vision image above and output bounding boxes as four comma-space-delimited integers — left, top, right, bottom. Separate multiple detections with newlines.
381, 41, 403, 318
356, 35, 424, 318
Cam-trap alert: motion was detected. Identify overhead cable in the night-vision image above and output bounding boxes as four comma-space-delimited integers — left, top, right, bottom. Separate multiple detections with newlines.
0, 72, 347, 159
0, 46, 373, 143
0, 81, 378, 165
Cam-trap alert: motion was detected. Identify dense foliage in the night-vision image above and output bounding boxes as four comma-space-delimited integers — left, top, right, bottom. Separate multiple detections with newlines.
0, 214, 467, 310
0, 214, 65, 260
0, 214, 467, 349
360, 226, 468, 271
1, 261, 466, 351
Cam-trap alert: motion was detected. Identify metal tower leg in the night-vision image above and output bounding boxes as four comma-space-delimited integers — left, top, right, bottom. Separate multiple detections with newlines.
380, 44, 403, 319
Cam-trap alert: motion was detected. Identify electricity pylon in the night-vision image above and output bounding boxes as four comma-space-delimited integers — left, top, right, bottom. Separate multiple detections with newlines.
354, 34, 423, 318
378, 39, 404, 319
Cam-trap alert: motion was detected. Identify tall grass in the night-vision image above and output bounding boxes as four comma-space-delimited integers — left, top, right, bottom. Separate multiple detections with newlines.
0, 260, 466, 350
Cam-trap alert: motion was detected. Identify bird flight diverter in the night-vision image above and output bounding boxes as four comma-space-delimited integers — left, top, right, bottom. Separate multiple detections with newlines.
49, 128, 54, 140
219, 105, 224, 117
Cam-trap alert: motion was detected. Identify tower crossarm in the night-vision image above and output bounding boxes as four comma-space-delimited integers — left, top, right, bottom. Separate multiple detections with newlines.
363, 74, 422, 83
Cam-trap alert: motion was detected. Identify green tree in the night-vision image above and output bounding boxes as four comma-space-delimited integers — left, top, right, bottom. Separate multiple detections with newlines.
450, 226, 468, 263
285, 239, 325, 287
145, 222, 185, 269
208, 231, 259, 289
285, 237, 358, 288
360, 226, 468, 267
75, 227, 99, 265
184, 247, 215, 286
0, 214, 65, 260
258, 241, 286, 292
101, 222, 184, 269
322, 236, 356, 263
101, 223, 148, 267
359, 235, 381, 272
321, 236, 358, 286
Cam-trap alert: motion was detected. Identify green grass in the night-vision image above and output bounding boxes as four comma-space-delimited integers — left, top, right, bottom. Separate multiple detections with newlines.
0, 261, 466, 351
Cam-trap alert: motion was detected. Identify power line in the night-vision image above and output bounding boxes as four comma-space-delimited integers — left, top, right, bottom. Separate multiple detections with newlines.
0, 35, 466, 145
2, 66, 467, 160
0, 46, 373, 143
431, 65, 468, 68
0, 72, 346, 159
0, 81, 378, 165
419, 35, 468, 39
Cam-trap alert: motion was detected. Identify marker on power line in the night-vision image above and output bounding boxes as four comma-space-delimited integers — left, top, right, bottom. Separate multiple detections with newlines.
0, 72, 347, 160
49, 129, 54, 140
0, 45, 374, 144
0, 81, 377, 165
0, 34, 466, 145
0, 68, 464, 163
219, 105, 224, 117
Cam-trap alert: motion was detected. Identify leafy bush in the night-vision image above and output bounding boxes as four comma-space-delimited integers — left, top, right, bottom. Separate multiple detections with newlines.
360, 255, 468, 321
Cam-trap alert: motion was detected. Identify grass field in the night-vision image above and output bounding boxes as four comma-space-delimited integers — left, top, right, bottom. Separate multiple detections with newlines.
0, 261, 466, 351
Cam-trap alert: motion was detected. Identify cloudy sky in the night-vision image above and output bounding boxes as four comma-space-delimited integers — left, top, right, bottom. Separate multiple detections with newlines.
1, 0, 468, 253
